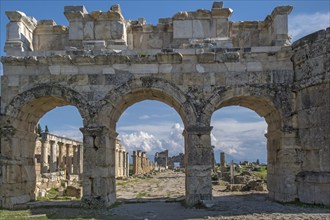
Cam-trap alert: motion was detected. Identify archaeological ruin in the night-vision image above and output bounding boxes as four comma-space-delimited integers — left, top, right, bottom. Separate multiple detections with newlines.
0, 2, 329, 208
132, 150, 155, 175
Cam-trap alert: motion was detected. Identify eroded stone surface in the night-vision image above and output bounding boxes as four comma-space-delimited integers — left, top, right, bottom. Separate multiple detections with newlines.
0, 2, 329, 209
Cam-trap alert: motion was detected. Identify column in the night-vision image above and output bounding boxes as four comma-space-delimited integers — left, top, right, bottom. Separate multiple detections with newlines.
73, 145, 79, 174
141, 152, 146, 173
126, 152, 129, 177
118, 150, 122, 177
58, 142, 64, 171
80, 125, 116, 207
184, 125, 213, 206
132, 151, 138, 175
66, 144, 72, 178
220, 152, 226, 167
122, 151, 126, 177
77, 144, 83, 175
49, 140, 57, 172
41, 137, 49, 174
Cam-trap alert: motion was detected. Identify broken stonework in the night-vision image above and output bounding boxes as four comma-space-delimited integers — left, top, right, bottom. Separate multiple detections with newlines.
0, 2, 329, 209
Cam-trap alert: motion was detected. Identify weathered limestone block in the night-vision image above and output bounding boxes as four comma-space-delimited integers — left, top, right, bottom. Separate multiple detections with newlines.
157, 53, 183, 64
173, 20, 193, 39
5, 11, 37, 54
296, 172, 330, 205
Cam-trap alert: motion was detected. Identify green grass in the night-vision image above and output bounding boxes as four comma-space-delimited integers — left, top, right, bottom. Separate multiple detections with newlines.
253, 165, 267, 180
36, 188, 76, 201
0, 209, 47, 220
135, 191, 148, 199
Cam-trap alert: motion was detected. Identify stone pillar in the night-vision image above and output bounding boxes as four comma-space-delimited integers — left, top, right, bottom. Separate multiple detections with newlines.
41, 137, 49, 174
65, 144, 72, 178
132, 151, 138, 175
58, 142, 64, 171
137, 151, 142, 174
77, 144, 83, 175
49, 140, 57, 172
220, 152, 226, 167
141, 152, 146, 173
118, 150, 122, 177
0, 125, 38, 208
4, 11, 37, 55
80, 125, 116, 207
184, 125, 213, 206
122, 151, 126, 177
270, 6, 292, 45
72, 145, 79, 174
126, 152, 129, 177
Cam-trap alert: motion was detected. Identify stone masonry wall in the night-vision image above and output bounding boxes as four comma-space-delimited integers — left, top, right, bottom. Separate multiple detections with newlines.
0, 2, 329, 208
292, 28, 330, 205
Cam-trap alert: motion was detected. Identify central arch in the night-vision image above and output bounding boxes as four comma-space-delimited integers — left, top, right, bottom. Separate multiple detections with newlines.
87, 77, 200, 206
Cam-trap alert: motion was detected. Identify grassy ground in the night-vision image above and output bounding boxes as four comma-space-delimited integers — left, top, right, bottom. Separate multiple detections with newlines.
253, 165, 267, 180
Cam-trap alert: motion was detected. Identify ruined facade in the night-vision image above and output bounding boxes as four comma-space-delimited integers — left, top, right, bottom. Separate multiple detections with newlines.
168, 153, 185, 169
34, 133, 83, 197
154, 150, 168, 168
115, 139, 129, 178
132, 150, 154, 175
35, 133, 83, 177
0, 2, 329, 208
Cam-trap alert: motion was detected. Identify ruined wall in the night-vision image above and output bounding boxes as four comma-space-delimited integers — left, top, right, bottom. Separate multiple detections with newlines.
292, 28, 330, 205
4, 2, 291, 55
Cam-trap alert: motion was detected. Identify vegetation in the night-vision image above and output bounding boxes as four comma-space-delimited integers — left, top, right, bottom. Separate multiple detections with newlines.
253, 165, 267, 180
0, 209, 47, 220
36, 188, 75, 201
135, 191, 149, 199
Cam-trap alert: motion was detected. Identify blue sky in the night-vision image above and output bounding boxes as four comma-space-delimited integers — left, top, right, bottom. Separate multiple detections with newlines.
1, 1, 329, 163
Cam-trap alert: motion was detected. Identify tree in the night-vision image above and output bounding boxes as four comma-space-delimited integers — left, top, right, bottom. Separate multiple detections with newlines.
36, 124, 43, 136
256, 159, 260, 165
45, 125, 49, 133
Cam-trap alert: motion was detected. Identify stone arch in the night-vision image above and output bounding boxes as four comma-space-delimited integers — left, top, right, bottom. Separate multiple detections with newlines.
99, 77, 197, 129
83, 77, 199, 206
4, 83, 91, 129
0, 83, 90, 208
204, 85, 300, 202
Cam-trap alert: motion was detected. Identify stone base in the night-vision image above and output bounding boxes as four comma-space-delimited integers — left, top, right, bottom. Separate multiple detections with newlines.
81, 194, 116, 208
185, 194, 212, 207
296, 171, 330, 206
1, 195, 32, 209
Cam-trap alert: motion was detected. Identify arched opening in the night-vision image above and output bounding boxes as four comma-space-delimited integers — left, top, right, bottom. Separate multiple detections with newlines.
34, 106, 84, 201
208, 94, 284, 202
211, 106, 268, 198
87, 78, 199, 206
1, 84, 89, 208
115, 100, 185, 201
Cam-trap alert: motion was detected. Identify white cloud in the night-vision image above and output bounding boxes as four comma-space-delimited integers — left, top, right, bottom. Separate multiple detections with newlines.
119, 123, 184, 159
289, 12, 330, 41
117, 122, 180, 139
211, 119, 267, 162
139, 115, 151, 120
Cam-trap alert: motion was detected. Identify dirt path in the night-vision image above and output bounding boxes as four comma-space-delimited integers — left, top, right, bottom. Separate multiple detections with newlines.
10, 170, 330, 219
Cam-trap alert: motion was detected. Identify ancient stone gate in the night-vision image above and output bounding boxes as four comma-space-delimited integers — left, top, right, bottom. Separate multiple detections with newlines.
0, 2, 329, 208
